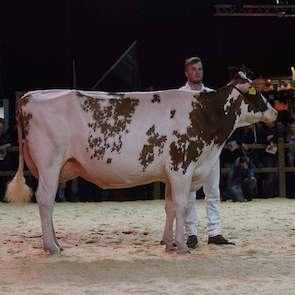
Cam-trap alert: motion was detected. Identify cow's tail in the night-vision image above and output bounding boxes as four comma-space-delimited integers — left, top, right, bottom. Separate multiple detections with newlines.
5, 115, 33, 204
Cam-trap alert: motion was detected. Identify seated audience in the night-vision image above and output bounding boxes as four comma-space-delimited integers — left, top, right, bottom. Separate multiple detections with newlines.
226, 153, 256, 202
256, 121, 279, 197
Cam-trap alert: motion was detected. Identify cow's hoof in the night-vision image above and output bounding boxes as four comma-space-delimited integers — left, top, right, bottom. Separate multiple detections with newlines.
44, 245, 62, 256
55, 243, 64, 251
176, 246, 191, 255
165, 244, 177, 252
57, 245, 64, 251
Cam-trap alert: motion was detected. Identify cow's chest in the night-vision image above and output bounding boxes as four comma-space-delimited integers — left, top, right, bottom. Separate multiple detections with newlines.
191, 144, 222, 186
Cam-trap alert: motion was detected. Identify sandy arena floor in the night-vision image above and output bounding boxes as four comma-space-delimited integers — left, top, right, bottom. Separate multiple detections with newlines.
0, 198, 295, 295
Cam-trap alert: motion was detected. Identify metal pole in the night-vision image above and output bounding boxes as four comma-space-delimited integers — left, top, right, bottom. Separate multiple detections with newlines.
91, 40, 137, 90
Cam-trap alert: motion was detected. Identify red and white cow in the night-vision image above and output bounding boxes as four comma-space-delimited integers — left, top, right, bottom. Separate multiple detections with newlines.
6, 72, 277, 254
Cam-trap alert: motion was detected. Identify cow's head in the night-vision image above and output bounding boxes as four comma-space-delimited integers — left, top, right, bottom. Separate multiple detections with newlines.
228, 71, 278, 127
229, 71, 253, 93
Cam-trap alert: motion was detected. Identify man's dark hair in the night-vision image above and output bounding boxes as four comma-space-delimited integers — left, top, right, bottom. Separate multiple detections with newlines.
0, 118, 4, 125
184, 56, 202, 70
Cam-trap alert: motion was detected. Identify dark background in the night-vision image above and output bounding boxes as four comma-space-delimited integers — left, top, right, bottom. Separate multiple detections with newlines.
0, 0, 295, 113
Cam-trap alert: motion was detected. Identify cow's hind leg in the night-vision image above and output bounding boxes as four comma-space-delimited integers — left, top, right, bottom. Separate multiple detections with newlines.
52, 220, 63, 251
168, 174, 192, 254
162, 184, 176, 252
36, 171, 61, 255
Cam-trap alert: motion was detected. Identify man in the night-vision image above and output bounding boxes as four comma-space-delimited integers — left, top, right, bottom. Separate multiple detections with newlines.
179, 57, 235, 248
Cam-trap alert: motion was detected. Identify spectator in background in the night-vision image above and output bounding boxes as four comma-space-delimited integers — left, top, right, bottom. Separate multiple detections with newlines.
286, 122, 295, 198
6, 119, 18, 146
276, 109, 292, 129
226, 153, 256, 202
0, 118, 12, 201
6, 120, 19, 172
256, 121, 280, 197
223, 126, 257, 202
243, 126, 255, 141
241, 155, 257, 200
0, 118, 12, 151
222, 129, 244, 168
240, 125, 259, 165
222, 125, 256, 201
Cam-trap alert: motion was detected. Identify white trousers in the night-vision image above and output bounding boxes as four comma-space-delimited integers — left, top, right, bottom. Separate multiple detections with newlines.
185, 159, 221, 237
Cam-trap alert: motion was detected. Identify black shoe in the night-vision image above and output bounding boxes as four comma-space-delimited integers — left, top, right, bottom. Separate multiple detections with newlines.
208, 235, 235, 245
186, 235, 198, 249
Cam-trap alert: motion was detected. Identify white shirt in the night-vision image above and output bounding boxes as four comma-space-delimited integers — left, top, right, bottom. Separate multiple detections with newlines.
179, 82, 214, 92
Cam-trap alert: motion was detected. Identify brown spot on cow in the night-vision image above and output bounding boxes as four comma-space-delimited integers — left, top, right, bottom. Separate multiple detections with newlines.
169, 131, 204, 173
244, 92, 268, 114
187, 86, 242, 145
170, 109, 176, 118
151, 94, 161, 103
139, 125, 167, 171
169, 85, 244, 174
106, 158, 112, 164
82, 95, 139, 161
16, 95, 33, 139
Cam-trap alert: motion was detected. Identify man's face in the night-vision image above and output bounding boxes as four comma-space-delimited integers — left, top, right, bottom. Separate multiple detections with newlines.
185, 62, 203, 84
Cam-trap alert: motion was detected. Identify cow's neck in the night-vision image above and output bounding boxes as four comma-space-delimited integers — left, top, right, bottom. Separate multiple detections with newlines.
189, 85, 242, 147
169, 85, 243, 174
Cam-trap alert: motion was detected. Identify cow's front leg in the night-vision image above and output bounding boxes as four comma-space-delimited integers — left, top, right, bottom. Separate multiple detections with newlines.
169, 174, 192, 254
162, 184, 176, 252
